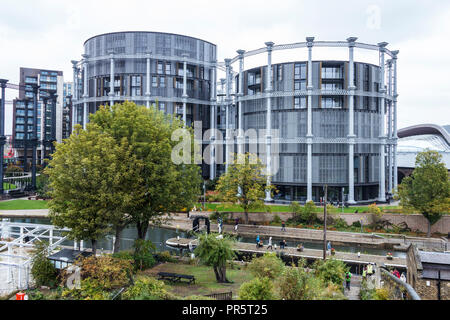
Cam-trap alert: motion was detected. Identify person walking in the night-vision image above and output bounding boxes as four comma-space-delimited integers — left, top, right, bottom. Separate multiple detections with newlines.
367, 263, 373, 276
256, 235, 260, 248
234, 218, 239, 232
267, 237, 273, 250
345, 271, 352, 290
281, 221, 286, 232
327, 241, 332, 255
362, 267, 367, 280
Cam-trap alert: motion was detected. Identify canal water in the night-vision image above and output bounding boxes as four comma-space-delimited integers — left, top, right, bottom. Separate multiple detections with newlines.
3, 218, 406, 258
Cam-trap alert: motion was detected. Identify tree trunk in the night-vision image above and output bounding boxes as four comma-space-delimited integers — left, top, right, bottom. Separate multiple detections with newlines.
427, 220, 431, 238
137, 221, 149, 240
213, 266, 221, 282
244, 210, 249, 225
220, 266, 230, 283
113, 226, 124, 254
91, 239, 97, 256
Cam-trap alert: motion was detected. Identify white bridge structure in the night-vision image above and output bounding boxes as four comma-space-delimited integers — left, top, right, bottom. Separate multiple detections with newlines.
0, 219, 70, 296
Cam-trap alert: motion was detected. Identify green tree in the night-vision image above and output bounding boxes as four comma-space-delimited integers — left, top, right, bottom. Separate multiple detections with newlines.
194, 233, 236, 283
216, 153, 273, 224
276, 263, 324, 300
36, 172, 51, 199
89, 101, 201, 240
46, 125, 145, 255
396, 150, 450, 237
247, 252, 285, 280
238, 277, 275, 300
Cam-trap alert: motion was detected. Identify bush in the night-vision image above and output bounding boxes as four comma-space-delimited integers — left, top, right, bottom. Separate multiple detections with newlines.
276, 264, 323, 300
133, 239, 157, 271
289, 201, 302, 215
334, 218, 348, 229
352, 221, 362, 228
368, 203, 382, 215
301, 201, 318, 224
61, 255, 133, 290
313, 258, 348, 286
238, 277, 275, 300
205, 190, 221, 202
30, 241, 58, 288
272, 214, 282, 224
111, 250, 134, 261
36, 173, 51, 198
247, 253, 285, 280
265, 205, 273, 213
62, 278, 111, 300
122, 276, 177, 300
155, 251, 177, 263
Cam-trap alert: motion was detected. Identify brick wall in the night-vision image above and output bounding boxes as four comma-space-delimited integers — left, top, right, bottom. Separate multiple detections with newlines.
228, 212, 450, 235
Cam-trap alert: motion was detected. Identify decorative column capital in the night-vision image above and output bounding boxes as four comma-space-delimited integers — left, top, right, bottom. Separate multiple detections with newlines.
182, 53, 189, 61
224, 58, 231, 67
377, 42, 389, 52
71, 60, 79, 68
265, 41, 274, 51
0, 79, 8, 88
237, 49, 245, 57
146, 50, 152, 58
81, 54, 89, 61
347, 37, 358, 47
306, 37, 315, 47
391, 50, 399, 60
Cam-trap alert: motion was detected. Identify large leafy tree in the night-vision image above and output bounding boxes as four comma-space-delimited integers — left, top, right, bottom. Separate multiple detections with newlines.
396, 150, 450, 237
89, 101, 201, 240
194, 233, 236, 283
216, 153, 273, 224
46, 125, 145, 255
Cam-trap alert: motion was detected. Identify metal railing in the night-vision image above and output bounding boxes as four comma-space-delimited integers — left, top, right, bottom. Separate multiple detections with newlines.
204, 291, 233, 300
380, 267, 421, 300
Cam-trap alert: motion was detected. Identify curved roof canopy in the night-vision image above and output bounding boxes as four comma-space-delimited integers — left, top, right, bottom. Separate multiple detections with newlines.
398, 124, 450, 150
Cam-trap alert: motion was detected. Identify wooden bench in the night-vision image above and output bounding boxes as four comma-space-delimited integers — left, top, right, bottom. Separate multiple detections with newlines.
157, 272, 196, 284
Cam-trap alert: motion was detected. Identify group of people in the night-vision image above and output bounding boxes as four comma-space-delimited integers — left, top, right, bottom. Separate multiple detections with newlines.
255, 235, 288, 250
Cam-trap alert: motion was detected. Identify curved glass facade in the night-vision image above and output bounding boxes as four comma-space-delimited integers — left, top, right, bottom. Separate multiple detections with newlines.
239, 61, 384, 202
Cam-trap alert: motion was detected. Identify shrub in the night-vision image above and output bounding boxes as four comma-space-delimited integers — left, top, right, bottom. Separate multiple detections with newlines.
368, 203, 382, 215
334, 218, 348, 229
155, 251, 177, 263
111, 250, 134, 261
122, 276, 177, 300
238, 277, 275, 300
352, 221, 362, 228
30, 241, 58, 288
61, 255, 133, 290
313, 258, 349, 286
62, 278, 111, 300
133, 239, 157, 271
374, 288, 391, 300
5, 164, 23, 177
247, 253, 285, 280
289, 201, 302, 215
265, 205, 273, 213
205, 190, 221, 202
276, 263, 323, 300
301, 201, 318, 224
272, 214, 282, 224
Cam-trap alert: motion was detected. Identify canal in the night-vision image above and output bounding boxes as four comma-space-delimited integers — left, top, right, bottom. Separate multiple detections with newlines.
3, 217, 406, 258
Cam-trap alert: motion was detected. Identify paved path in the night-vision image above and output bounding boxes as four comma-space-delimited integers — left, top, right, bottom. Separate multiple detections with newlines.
0, 209, 49, 218
344, 275, 362, 300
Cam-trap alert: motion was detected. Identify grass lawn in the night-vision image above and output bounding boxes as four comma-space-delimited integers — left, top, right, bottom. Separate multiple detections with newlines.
139, 262, 253, 298
0, 199, 48, 210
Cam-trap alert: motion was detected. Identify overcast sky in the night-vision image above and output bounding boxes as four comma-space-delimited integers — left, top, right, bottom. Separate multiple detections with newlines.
1, 0, 449, 134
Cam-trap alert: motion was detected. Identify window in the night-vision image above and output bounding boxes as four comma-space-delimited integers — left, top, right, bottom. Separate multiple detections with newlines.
277, 66, 283, 81
157, 62, 164, 74
294, 63, 307, 80
152, 76, 158, 88
165, 63, 171, 75
294, 97, 306, 109
294, 80, 306, 91
322, 83, 343, 90
159, 77, 166, 88
322, 97, 343, 108
159, 102, 165, 112
322, 67, 343, 79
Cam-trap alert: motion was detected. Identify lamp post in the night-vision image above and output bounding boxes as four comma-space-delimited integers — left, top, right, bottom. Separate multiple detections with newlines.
0, 79, 8, 195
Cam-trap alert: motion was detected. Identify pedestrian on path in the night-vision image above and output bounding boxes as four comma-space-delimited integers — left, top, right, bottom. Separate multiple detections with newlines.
362, 267, 367, 280
280, 239, 287, 249
367, 263, 373, 276
327, 241, 332, 255
267, 237, 273, 250
281, 221, 286, 232
234, 218, 239, 232
345, 271, 352, 290
256, 235, 260, 248
400, 272, 406, 282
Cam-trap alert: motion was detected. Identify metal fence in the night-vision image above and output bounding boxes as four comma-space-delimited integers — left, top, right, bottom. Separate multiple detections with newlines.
204, 291, 233, 300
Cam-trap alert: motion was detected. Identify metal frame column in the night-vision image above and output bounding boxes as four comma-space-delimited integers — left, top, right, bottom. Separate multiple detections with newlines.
387, 59, 393, 194
0, 79, 7, 195
146, 52, 152, 109
182, 53, 189, 126
71, 61, 78, 132
109, 51, 115, 106
224, 59, 231, 172
31, 84, 39, 190
209, 62, 217, 180
347, 37, 357, 204
237, 50, 245, 156
82, 54, 89, 129
378, 42, 388, 202
265, 42, 274, 202
306, 37, 315, 203
392, 50, 399, 191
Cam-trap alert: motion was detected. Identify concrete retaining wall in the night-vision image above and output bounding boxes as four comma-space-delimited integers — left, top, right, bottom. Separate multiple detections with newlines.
226, 212, 450, 235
